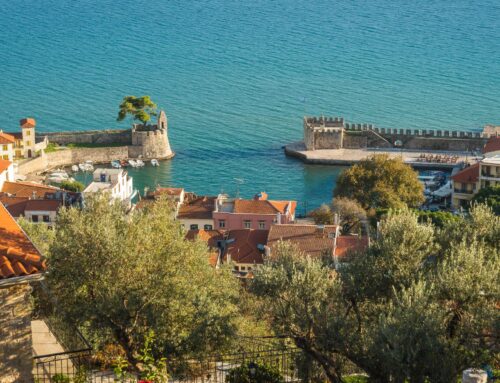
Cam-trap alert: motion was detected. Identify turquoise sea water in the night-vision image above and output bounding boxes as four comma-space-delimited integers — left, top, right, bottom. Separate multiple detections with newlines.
1, 1, 499, 210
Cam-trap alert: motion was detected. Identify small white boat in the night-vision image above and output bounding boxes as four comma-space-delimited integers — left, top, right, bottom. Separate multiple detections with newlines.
151, 159, 159, 167
136, 159, 145, 167
71, 165, 79, 172
128, 159, 138, 167
111, 160, 121, 169
78, 163, 94, 172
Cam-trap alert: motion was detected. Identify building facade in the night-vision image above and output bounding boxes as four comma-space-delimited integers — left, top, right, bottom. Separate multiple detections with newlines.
83, 168, 134, 205
212, 192, 296, 231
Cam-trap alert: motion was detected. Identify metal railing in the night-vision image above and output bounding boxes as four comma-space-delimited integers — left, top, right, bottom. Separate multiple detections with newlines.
32, 337, 304, 383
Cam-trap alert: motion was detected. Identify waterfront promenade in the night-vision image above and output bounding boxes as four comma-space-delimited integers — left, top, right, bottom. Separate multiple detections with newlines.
285, 141, 478, 169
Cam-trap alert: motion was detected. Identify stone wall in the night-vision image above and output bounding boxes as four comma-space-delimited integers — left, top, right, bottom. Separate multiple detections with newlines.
17, 146, 129, 175
314, 129, 344, 150
38, 129, 131, 145
0, 284, 34, 383
343, 133, 367, 149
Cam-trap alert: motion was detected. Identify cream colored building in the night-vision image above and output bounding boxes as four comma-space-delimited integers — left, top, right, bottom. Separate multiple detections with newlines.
0, 132, 15, 161
479, 156, 500, 189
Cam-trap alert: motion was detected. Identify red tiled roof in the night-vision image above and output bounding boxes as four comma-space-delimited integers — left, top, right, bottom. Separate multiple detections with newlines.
0, 203, 46, 280
335, 235, 369, 258
0, 159, 12, 173
233, 199, 296, 215
1, 181, 61, 199
451, 163, 480, 184
185, 229, 224, 248
223, 229, 269, 264
267, 224, 338, 258
178, 196, 216, 219
484, 136, 500, 154
0, 132, 15, 144
0, 195, 29, 218
153, 187, 184, 197
19, 118, 36, 128
25, 199, 61, 212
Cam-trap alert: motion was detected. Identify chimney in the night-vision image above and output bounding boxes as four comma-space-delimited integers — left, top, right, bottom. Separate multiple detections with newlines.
334, 213, 339, 225
276, 212, 282, 225
316, 224, 325, 237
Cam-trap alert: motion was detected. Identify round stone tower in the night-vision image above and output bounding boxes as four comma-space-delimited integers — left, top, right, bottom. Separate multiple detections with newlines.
130, 110, 174, 159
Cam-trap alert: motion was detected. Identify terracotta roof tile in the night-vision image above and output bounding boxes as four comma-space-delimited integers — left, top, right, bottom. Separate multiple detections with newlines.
335, 235, 369, 259
0, 195, 29, 217
153, 187, 184, 197
1, 181, 61, 199
20, 118, 36, 128
233, 199, 295, 215
0, 132, 15, 144
0, 203, 46, 280
223, 229, 269, 264
451, 163, 480, 184
185, 229, 224, 248
25, 199, 61, 212
484, 136, 500, 154
267, 224, 338, 258
0, 159, 12, 173
178, 196, 216, 219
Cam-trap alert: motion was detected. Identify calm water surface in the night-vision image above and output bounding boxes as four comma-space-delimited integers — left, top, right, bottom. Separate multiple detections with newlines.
1, 0, 499, 209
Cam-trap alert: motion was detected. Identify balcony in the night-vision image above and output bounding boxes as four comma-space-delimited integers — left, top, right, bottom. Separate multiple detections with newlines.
453, 188, 474, 194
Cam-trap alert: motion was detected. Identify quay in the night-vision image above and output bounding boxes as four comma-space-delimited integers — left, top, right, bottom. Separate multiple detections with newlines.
285, 116, 500, 169
285, 141, 478, 170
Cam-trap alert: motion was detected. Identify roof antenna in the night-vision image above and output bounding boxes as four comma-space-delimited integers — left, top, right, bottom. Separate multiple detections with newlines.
234, 178, 244, 199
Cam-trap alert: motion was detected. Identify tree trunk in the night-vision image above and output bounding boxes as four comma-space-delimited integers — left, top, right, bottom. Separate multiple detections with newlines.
294, 337, 343, 383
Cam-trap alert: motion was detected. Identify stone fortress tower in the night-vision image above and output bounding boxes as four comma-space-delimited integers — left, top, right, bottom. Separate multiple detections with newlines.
129, 110, 174, 159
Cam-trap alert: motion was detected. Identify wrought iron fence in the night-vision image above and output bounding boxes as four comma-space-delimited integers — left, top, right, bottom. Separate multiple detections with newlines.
33, 337, 304, 383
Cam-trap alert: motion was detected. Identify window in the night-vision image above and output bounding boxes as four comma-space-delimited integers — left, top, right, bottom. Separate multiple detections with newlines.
26, 130, 31, 136
31, 215, 39, 222
2, 145, 7, 151
219, 220, 226, 228
190, 224, 199, 230
244, 220, 251, 229
204, 224, 213, 230
26, 141, 31, 146
2, 155, 8, 160
258, 220, 265, 229
43, 215, 50, 223
241, 266, 246, 271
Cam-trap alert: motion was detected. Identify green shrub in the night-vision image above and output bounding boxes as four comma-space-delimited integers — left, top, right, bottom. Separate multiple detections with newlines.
60, 180, 85, 192
51, 373, 71, 383
227, 362, 284, 383
44, 142, 59, 153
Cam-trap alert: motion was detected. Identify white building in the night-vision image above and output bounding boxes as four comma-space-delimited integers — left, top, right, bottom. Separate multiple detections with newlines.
0, 160, 15, 190
84, 168, 134, 206
479, 155, 500, 189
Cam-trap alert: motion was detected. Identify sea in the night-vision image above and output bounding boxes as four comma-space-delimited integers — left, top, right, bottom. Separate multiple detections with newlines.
1, 0, 499, 213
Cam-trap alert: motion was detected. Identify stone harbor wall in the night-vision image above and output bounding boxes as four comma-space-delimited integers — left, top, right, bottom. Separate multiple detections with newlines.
303, 116, 489, 152
0, 284, 34, 383
39, 129, 131, 145
17, 146, 129, 175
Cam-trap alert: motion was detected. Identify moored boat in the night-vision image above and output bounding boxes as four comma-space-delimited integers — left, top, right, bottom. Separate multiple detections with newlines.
151, 159, 159, 167
111, 160, 121, 169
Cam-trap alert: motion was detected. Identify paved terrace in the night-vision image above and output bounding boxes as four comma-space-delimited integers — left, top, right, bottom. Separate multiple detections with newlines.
285, 141, 480, 169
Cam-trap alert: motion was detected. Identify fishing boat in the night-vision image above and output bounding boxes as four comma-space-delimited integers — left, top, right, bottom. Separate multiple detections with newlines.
128, 159, 138, 167
136, 159, 145, 167
111, 160, 121, 169
71, 165, 79, 172
151, 159, 159, 167
120, 160, 128, 167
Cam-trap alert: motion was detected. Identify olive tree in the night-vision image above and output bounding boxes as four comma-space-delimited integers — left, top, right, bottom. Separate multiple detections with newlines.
252, 206, 499, 382
46, 195, 241, 367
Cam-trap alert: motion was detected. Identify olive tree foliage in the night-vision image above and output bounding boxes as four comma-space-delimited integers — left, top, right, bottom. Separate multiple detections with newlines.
252, 206, 499, 383
334, 154, 424, 209
18, 217, 55, 256
309, 198, 367, 235
47, 195, 241, 367
117, 95, 158, 127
